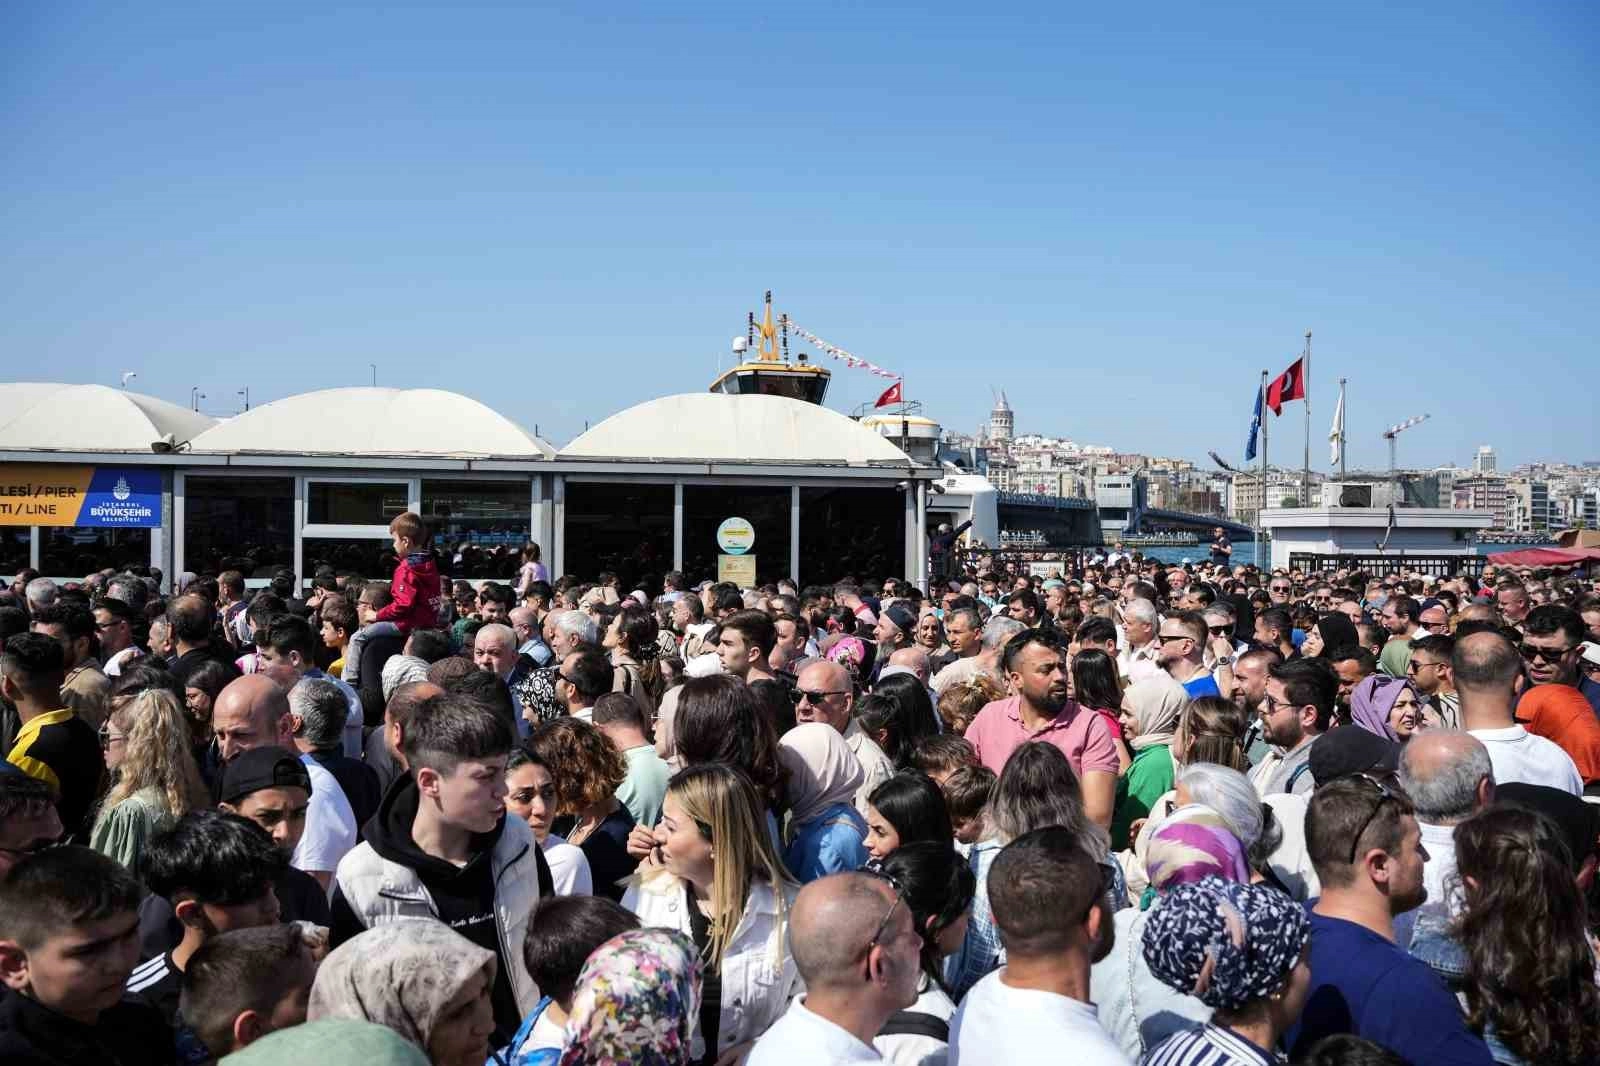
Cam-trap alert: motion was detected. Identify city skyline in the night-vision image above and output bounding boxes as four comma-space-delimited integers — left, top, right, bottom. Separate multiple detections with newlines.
4, 3, 1594, 469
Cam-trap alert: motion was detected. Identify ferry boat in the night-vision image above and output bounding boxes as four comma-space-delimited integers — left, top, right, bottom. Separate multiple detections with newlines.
708, 291, 831, 404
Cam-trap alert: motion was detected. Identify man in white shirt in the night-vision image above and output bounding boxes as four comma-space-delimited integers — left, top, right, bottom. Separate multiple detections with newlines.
1396, 731, 1493, 913
1456, 630, 1582, 794
1117, 599, 1161, 684
210, 675, 358, 890
950, 825, 1125, 1065
747, 870, 921, 1066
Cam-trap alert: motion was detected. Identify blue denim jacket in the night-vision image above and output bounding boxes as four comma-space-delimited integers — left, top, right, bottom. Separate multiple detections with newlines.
1408, 905, 1522, 1066
783, 802, 869, 883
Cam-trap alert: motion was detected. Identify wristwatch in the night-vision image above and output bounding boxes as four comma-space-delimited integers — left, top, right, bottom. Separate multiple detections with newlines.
1215, 655, 1234, 668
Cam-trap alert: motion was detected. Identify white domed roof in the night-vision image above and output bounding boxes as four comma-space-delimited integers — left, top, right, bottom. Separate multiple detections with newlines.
189, 387, 553, 459
560, 394, 913, 466
0, 382, 216, 452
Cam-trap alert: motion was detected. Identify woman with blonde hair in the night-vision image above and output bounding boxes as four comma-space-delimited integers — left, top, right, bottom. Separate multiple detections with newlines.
935, 673, 1005, 735
90, 688, 209, 869
622, 763, 800, 1066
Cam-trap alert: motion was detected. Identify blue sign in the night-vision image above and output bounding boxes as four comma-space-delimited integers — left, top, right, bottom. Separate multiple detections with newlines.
79, 467, 162, 528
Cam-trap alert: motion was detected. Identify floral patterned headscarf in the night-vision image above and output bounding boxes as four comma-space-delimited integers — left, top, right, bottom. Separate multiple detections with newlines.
558, 929, 702, 1066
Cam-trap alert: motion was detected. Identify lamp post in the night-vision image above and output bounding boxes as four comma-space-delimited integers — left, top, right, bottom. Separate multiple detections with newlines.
190, 387, 206, 412
238, 387, 250, 412
370, 363, 377, 387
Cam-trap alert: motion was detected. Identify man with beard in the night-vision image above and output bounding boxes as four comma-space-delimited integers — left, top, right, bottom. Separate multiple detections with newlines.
1329, 647, 1376, 725
1288, 777, 1493, 1065
1230, 647, 1281, 758
1248, 658, 1333, 798
964, 630, 1117, 829
949, 827, 1122, 1065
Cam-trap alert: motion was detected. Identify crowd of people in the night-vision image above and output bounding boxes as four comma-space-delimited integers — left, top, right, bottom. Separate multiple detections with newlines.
2, 510, 1600, 1066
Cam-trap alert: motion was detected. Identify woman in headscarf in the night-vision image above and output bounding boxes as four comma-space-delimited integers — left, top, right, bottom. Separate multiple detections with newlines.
308, 920, 498, 1066
1111, 674, 1189, 850
776, 722, 869, 882
1349, 674, 1422, 744
1140, 878, 1313, 1066
558, 929, 702, 1066
1091, 804, 1255, 1060
1298, 613, 1360, 660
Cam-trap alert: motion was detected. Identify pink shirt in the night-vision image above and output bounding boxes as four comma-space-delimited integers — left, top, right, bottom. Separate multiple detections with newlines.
966, 695, 1120, 779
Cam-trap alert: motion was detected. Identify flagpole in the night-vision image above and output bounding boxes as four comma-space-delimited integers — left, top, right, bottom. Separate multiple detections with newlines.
1259, 369, 1269, 568
1302, 331, 1312, 507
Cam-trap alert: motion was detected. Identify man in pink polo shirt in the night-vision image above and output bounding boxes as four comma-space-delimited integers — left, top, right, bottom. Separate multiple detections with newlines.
965, 628, 1118, 829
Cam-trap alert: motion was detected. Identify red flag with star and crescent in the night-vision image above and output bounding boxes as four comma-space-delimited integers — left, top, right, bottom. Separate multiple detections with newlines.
874, 380, 904, 407
1265, 357, 1306, 415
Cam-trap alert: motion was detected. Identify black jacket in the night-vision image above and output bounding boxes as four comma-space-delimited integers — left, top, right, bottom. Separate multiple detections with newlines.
0, 990, 172, 1066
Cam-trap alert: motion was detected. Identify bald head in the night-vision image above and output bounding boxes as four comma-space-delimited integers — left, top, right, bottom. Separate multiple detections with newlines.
212, 674, 292, 762
887, 647, 931, 685
473, 623, 518, 678
1398, 730, 1493, 824
1452, 630, 1521, 692
790, 872, 899, 989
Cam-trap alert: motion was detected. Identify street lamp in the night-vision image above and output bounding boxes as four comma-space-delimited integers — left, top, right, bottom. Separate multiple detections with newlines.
238, 387, 250, 412
190, 387, 206, 412
120, 371, 137, 389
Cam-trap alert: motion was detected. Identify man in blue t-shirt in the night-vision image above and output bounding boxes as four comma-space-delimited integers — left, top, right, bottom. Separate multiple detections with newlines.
1287, 775, 1493, 1065
1158, 612, 1222, 699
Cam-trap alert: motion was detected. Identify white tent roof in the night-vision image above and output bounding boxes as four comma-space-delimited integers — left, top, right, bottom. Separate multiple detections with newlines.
560, 393, 913, 466
0, 382, 216, 452
188, 387, 554, 459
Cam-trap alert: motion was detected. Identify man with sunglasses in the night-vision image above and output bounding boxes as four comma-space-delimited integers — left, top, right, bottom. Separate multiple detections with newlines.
1455, 630, 1581, 795
1518, 604, 1600, 717
1290, 775, 1492, 1065
1156, 612, 1221, 699
746, 870, 921, 1066
795, 658, 894, 813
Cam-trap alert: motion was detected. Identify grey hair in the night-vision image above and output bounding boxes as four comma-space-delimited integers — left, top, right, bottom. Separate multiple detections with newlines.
106, 574, 149, 610
1123, 599, 1158, 627
1398, 732, 1493, 823
1177, 764, 1264, 851
474, 622, 515, 648
552, 609, 598, 646
24, 577, 58, 610
946, 606, 981, 631
980, 616, 1028, 652
290, 677, 348, 751
1203, 602, 1237, 623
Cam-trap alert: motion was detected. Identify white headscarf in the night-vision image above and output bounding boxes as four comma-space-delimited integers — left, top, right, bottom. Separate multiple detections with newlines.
777, 722, 864, 827
1123, 674, 1189, 752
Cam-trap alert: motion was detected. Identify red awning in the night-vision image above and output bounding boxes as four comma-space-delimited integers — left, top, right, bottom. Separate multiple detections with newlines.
1487, 547, 1600, 567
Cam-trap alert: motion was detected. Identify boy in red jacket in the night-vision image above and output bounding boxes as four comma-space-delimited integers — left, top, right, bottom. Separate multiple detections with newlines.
342, 511, 442, 687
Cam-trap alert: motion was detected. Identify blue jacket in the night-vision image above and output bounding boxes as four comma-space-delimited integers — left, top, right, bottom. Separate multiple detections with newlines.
783, 802, 868, 883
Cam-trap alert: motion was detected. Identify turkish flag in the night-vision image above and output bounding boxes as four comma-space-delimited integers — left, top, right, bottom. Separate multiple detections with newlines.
1265, 357, 1306, 415
874, 380, 904, 407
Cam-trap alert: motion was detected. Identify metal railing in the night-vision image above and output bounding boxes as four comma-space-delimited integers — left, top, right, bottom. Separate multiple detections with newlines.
1288, 552, 1486, 578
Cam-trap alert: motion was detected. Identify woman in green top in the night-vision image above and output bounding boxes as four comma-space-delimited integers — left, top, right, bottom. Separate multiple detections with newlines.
1110, 674, 1189, 850
90, 688, 209, 870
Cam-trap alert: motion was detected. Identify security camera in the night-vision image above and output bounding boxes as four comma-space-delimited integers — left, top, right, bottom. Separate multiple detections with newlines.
150, 434, 190, 454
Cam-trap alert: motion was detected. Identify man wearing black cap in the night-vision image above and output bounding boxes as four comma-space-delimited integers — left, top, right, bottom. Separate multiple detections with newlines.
218, 746, 333, 928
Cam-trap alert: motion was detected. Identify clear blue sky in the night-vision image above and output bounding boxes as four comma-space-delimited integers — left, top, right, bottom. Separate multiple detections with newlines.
3, 2, 1595, 471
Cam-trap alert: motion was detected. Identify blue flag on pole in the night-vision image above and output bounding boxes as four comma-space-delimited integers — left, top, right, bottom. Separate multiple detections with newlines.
1244, 384, 1263, 462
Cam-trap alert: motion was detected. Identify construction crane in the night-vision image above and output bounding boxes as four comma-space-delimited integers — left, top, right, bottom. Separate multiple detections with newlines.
1383, 413, 1431, 476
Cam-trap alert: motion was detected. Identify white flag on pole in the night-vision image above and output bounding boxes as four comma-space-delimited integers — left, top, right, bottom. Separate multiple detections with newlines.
1328, 385, 1345, 466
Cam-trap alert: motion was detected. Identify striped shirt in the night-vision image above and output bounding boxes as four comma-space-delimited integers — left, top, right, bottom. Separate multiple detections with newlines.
1143, 1024, 1281, 1066
126, 950, 182, 1024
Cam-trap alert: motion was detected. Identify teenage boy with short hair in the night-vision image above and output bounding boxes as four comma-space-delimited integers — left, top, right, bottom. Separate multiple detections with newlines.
179, 925, 317, 1061
511, 895, 640, 1063
128, 810, 285, 1024
330, 691, 550, 1044
0, 846, 172, 1065
2, 633, 104, 840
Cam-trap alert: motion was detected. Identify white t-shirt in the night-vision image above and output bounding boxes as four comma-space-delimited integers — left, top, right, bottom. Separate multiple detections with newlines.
874, 978, 955, 1066
1469, 724, 1583, 795
950, 970, 1128, 1066
542, 833, 593, 896
747, 997, 881, 1066
291, 755, 359, 878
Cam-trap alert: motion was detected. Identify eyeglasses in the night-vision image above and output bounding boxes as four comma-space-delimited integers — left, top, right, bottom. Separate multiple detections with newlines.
1520, 643, 1574, 664
1260, 692, 1297, 716
796, 689, 849, 704
1270, 585, 1291, 593
1156, 633, 1190, 644
1208, 625, 1232, 636
861, 865, 907, 956
97, 726, 127, 749
1347, 773, 1397, 865
94, 619, 124, 631
1405, 659, 1440, 674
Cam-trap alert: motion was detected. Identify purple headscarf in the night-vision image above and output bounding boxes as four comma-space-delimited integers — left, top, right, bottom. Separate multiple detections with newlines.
1144, 804, 1251, 895
1349, 674, 1415, 742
